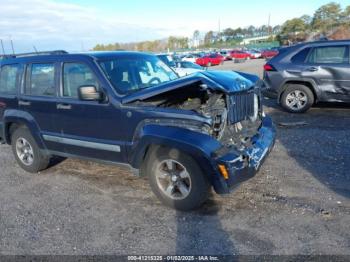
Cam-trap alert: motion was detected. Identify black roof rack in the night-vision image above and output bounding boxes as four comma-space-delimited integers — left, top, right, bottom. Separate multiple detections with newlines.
0, 50, 68, 59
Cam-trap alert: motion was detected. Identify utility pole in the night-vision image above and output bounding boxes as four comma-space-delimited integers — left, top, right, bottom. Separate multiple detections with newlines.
268, 13, 271, 35
218, 18, 221, 42
81, 41, 85, 52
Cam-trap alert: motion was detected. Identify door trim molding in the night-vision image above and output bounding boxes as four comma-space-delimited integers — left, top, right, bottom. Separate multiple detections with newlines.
42, 134, 121, 152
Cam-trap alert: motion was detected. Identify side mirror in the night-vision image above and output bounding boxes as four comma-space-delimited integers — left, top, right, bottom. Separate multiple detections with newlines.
78, 85, 103, 101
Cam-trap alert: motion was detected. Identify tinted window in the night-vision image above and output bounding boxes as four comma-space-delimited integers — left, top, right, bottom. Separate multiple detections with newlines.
63, 63, 99, 98
291, 47, 311, 63
0, 64, 19, 95
25, 64, 55, 96
307, 46, 348, 64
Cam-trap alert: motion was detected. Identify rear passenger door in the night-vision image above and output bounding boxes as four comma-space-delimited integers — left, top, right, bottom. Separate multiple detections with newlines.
303, 45, 350, 102
19, 63, 62, 151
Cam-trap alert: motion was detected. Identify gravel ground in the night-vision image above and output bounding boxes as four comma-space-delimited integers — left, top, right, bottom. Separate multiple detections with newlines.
0, 59, 349, 255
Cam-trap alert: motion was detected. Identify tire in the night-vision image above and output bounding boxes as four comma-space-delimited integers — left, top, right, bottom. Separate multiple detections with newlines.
144, 146, 210, 211
280, 84, 314, 113
11, 127, 50, 173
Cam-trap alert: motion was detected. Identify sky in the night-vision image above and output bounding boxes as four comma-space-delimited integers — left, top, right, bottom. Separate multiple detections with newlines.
0, 0, 349, 53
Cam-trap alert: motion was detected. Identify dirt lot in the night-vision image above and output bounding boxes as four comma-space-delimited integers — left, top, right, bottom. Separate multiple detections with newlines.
0, 59, 349, 255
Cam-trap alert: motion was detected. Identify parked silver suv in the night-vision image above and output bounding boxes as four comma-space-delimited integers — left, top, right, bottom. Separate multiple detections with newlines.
263, 40, 350, 113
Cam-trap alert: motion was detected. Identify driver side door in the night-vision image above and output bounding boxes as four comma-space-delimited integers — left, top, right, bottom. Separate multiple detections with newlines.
47, 60, 125, 163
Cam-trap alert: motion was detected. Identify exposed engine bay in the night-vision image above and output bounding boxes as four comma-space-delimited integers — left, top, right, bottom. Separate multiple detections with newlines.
131, 83, 262, 151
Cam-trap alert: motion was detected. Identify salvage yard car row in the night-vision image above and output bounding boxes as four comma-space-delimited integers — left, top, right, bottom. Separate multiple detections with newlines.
179, 47, 279, 67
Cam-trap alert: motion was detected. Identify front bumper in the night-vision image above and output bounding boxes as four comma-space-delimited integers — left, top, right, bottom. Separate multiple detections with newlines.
212, 115, 276, 194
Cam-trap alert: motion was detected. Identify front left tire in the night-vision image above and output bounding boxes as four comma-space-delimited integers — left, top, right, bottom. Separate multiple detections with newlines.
144, 146, 210, 211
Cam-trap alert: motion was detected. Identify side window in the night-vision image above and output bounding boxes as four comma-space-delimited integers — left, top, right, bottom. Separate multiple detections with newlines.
307, 46, 349, 64
0, 64, 19, 95
63, 63, 99, 98
25, 63, 55, 96
291, 47, 311, 63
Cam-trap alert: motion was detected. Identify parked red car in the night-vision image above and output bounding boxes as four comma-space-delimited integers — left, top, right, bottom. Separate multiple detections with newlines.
261, 48, 279, 59
229, 50, 251, 60
196, 54, 224, 67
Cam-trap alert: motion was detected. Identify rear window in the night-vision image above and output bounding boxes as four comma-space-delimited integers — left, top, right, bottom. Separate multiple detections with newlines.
24, 63, 55, 96
291, 47, 311, 63
307, 46, 349, 64
0, 64, 19, 95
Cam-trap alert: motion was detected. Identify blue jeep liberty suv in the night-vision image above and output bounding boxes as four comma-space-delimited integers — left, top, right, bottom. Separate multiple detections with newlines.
0, 50, 275, 210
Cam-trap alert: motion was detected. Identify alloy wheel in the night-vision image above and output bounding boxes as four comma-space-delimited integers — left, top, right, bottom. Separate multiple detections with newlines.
15, 137, 34, 166
155, 159, 192, 200
285, 90, 308, 110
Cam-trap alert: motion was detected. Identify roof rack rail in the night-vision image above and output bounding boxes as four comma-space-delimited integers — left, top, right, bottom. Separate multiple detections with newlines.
0, 50, 68, 59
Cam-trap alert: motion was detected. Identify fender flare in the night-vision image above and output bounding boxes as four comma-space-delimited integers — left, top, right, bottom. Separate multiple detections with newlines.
278, 78, 320, 102
3, 109, 46, 149
129, 124, 223, 182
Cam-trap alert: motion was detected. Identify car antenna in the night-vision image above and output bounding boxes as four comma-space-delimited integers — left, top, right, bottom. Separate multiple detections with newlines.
33, 45, 39, 54
10, 37, 15, 55
0, 39, 5, 56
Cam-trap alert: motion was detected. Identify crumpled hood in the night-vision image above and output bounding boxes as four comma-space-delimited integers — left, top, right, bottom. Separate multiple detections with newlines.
122, 70, 260, 104
201, 70, 259, 92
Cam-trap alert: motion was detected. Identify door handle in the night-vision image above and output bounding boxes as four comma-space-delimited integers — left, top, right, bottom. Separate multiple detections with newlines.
57, 103, 72, 110
306, 67, 318, 72
286, 70, 301, 74
18, 100, 31, 106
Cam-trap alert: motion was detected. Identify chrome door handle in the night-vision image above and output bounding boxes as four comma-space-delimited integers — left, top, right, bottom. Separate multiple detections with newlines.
18, 100, 31, 106
57, 103, 72, 110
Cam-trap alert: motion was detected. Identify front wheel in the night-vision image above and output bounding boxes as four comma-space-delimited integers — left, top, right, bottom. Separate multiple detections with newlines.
144, 147, 210, 211
11, 127, 50, 173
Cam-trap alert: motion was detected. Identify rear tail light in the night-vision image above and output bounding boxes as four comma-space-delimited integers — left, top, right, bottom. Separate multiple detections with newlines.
263, 63, 276, 71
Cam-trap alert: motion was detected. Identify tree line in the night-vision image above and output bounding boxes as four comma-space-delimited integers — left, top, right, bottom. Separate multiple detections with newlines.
278, 2, 350, 43
92, 2, 350, 52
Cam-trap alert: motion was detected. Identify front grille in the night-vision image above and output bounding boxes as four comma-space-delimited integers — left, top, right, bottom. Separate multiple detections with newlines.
228, 92, 257, 124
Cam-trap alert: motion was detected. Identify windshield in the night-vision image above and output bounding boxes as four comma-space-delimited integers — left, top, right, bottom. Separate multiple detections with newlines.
99, 55, 178, 95
182, 62, 203, 69
157, 55, 176, 67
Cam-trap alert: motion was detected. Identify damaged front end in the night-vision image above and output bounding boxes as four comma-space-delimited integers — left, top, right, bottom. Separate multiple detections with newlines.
125, 70, 276, 194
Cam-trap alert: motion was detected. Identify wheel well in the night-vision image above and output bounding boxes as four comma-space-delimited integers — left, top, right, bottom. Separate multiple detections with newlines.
139, 143, 215, 183
5, 122, 26, 144
138, 144, 163, 176
281, 81, 317, 102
